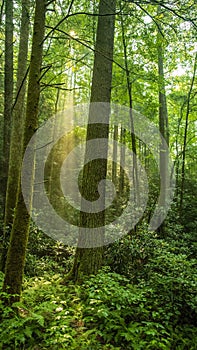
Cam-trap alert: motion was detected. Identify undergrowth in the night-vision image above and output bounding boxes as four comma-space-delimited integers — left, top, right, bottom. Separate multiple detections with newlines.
0, 227, 196, 349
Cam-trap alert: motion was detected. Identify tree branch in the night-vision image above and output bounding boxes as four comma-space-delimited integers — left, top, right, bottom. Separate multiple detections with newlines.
43, 11, 122, 43
45, 26, 126, 71
124, 0, 197, 28
0, 0, 4, 25
12, 66, 30, 111
136, 3, 165, 37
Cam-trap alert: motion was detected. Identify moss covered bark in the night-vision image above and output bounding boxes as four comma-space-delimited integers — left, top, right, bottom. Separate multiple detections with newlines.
1, 0, 30, 272
157, 5, 169, 236
71, 0, 116, 282
1, 0, 13, 212
2, 0, 45, 303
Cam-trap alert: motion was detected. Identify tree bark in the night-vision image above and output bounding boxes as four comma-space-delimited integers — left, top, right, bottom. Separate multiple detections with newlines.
112, 124, 118, 184
120, 12, 139, 204
179, 53, 197, 212
1, 0, 13, 218
2, 0, 45, 303
70, 0, 116, 281
157, 6, 169, 236
1, 0, 30, 272
119, 126, 126, 194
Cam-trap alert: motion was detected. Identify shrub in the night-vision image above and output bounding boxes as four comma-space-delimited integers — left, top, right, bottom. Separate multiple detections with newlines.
0, 269, 196, 349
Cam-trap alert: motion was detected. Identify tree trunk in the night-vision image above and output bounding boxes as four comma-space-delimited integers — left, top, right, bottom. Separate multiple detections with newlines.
120, 12, 139, 206
119, 126, 126, 194
112, 124, 118, 184
174, 99, 185, 203
1, 0, 13, 220
2, 0, 45, 303
1, 0, 30, 272
157, 6, 169, 236
179, 53, 197, 212
70, 0, 116, 282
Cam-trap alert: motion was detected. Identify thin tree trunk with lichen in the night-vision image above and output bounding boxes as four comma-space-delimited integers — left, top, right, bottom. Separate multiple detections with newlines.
2, 0, 45, 303
1, 0, 13, 209
157, 5, 169, 236
1, 0, 30, 273
0, 0, 13, 244
70, 0, 116, 282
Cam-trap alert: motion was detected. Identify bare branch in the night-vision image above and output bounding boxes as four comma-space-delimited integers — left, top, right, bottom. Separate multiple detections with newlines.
12, 66, 30, 111
40, 82, 82, 90
0, 0, 4, 25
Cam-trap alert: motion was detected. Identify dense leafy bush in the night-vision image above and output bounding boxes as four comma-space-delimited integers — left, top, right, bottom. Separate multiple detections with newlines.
179, 180, 197, 232
81, 269, 197, 349
105, 229, 196, 280
25, 224, 74, 277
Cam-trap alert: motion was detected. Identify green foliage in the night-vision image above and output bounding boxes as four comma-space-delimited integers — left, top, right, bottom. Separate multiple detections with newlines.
179, 180, 197, 233
25, 223, 74, 277
0, 273, 113, 349
82, 269, 196, 349
105, 228, 196, 282
1, 1, 197, 349
0, 259, 196, 349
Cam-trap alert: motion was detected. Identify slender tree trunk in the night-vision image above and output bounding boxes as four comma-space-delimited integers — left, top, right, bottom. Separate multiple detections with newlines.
1, 0, 30, 272
45, 88, 60, 198
70, 0, 116, 281
157, 6, 169, 236
179, 53, 197, 212
0, 0, 4, 187
119, 126, 126, 194
174, 97, 186, 203
112, 124, 118, 184
120, 12, 139, 205
1, 0, 13, 216
2, 0, 45, 303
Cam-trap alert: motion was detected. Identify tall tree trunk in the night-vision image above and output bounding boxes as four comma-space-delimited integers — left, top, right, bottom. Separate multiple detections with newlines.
70, 0, 116, 281
112, 124, 118, 184
2, 0, 45, 303
119, 125, 126, 194
1, 0, 30, 272
157, 6, 169, 236
45, 88, 60, 198
1, 0, 13, 219
120, 12, 139, 206
174, 99, 185, 203
179, 53, 197, 212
